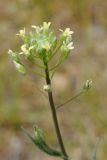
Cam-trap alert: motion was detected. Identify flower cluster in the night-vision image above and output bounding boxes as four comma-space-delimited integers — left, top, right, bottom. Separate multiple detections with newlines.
8, 49, 26, 74
59, 28, 74, 56
8, 22, 74, 74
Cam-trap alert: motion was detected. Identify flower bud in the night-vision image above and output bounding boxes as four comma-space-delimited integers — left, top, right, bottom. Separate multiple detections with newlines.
83, 80, 92, 90
43, 84, 51, 92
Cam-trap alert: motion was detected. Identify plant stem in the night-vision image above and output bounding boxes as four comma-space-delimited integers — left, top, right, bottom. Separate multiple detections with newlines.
56, 90, 85, 110
44, 62, 68, 160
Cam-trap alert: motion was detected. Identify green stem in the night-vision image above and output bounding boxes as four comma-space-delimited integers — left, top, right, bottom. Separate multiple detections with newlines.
44, 62, 69, 160
35, 62, 45, 69
32, 70, 45, 78
56, 90, 86, 110
48, 42, 61, 62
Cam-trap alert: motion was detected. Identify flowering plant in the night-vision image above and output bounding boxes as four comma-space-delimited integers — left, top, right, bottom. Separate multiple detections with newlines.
8, 22, 95, 160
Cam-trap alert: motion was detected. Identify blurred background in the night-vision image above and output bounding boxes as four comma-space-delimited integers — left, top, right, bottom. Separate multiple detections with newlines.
0, 0, 107, 159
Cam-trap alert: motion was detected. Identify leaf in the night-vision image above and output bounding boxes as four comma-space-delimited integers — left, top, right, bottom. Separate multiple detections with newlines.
21, 126, 63, 157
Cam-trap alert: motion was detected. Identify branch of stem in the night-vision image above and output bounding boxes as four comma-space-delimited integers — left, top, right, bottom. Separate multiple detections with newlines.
56, 90, 86, 110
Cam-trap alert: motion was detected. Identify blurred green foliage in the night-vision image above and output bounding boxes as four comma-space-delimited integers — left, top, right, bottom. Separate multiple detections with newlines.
0, 0, 107, 159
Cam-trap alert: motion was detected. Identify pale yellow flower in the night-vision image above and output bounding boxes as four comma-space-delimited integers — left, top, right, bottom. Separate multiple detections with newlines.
21, 44, 29, 55
8, 49, 14, 55
32, 25, 42, 33
21, 44, 27, 52
67, 42, 74, 50
16, 28, 25, 37
42, 22, 51, 30
21, 44, 35, 55
60, 28, 74, 37
42, 42, 51, 51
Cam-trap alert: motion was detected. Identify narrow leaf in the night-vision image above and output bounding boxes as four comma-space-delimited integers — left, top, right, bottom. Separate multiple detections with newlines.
22, 126, 63, 157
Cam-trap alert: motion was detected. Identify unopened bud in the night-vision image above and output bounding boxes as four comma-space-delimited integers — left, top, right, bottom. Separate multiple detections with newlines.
43, 84, 51, 92
83, 80, 92, 90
